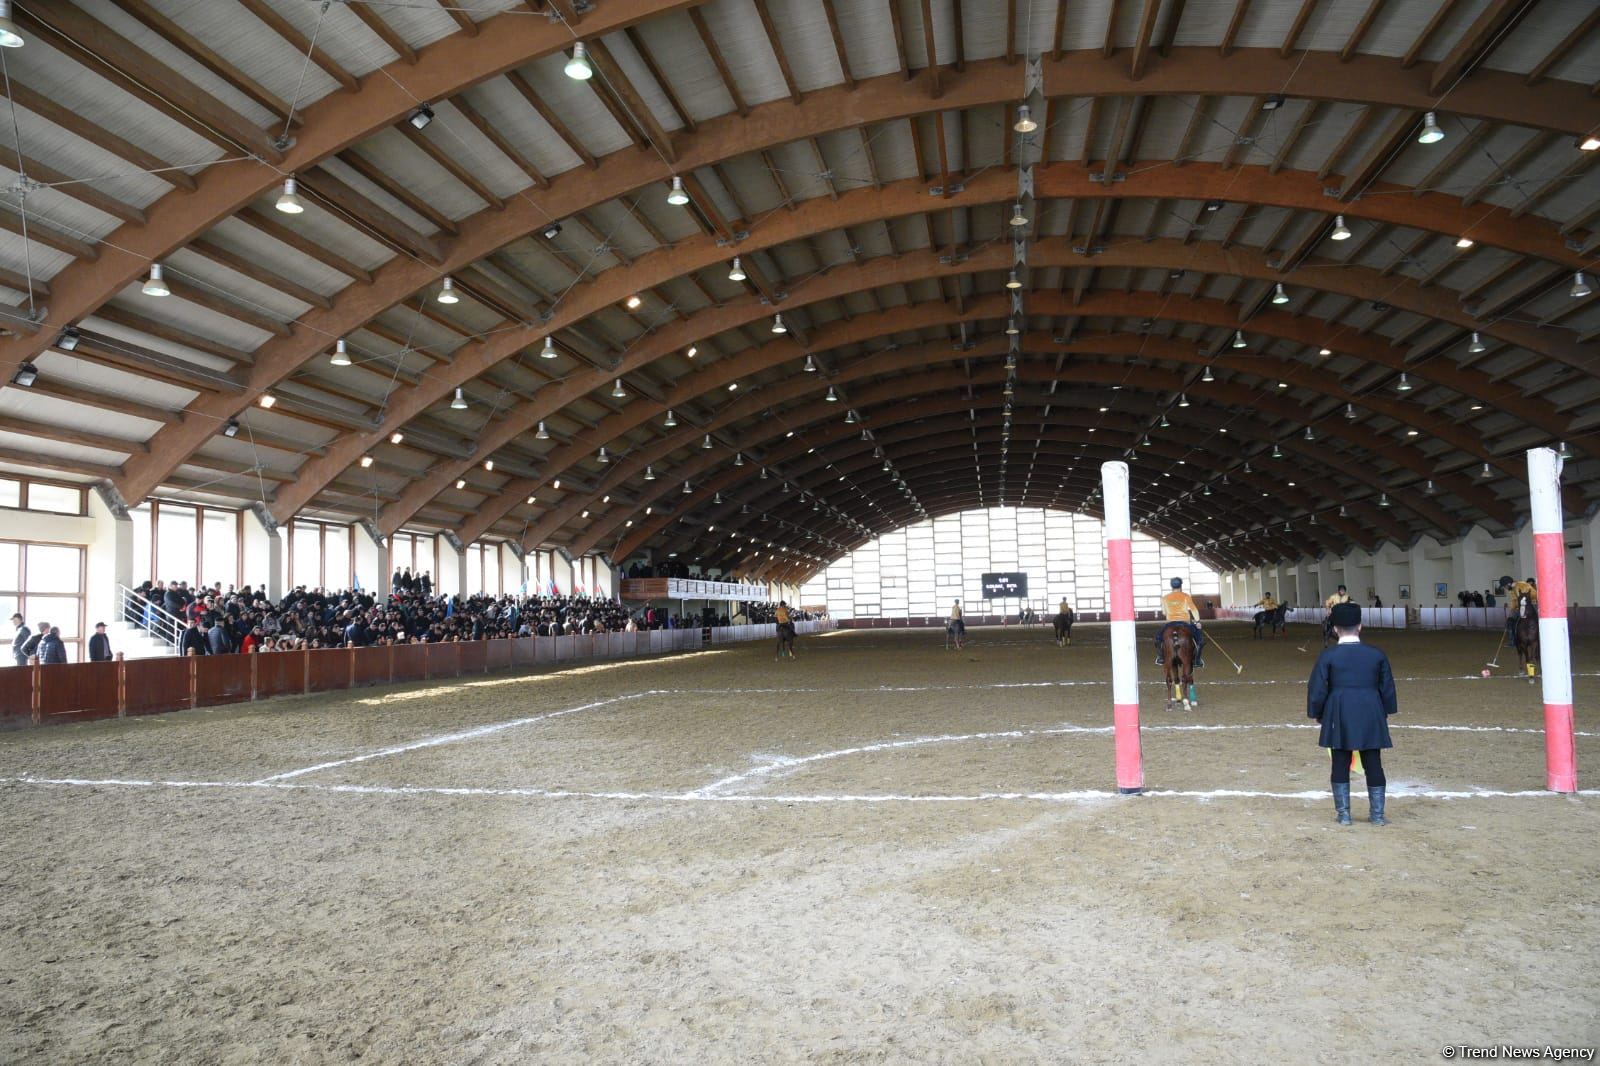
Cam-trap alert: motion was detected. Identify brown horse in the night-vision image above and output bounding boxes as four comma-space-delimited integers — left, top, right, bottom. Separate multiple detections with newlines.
1161, 624, 1198, 711
775, 621, 796, 660
1514, 594, 1540, 683
1053, 609, 1075, 647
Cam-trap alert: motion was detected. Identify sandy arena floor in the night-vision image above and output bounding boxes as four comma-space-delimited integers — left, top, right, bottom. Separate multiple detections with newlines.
2, 621, 1597, 1064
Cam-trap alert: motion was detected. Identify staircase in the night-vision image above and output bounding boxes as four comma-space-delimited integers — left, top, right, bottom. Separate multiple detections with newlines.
112, 585, 181, 660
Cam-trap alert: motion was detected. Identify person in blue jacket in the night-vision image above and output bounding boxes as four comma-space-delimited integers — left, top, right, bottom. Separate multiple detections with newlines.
1307, 602, 1398, 826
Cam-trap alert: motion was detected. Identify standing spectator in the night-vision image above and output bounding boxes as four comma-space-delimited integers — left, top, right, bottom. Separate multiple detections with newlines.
207, 615, 233, 655
21, 621, 47, 662
89, 622, 112, 662
181, 617, 209, 656
10, 613, 29, 667
39, 626, 68, 664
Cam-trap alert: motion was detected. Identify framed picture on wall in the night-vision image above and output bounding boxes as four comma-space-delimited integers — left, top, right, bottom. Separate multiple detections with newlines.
1398, 584, 1411, 600
1435, 582, 1448, 599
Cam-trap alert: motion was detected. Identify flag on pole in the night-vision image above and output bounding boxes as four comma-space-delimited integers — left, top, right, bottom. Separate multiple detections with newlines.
548, 578, 559, 597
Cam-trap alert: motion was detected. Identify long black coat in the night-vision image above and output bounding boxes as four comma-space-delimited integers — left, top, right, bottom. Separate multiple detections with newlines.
1307, 640, 1398, 750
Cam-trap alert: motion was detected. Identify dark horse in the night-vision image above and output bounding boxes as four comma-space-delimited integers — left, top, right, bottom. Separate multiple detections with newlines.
1513, 594, 1540, 683
1053, 608, 1076, 647
775, 620, 796, 660
1253, 603, 1289, 639
1160, 624, 1198, 711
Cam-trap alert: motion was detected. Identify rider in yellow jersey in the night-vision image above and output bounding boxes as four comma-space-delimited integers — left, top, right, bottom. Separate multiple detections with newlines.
1154, 577, 1204, 667
775, 603, 791, 626
1059, 596, 1073, 616
1499, 577, 1537, 641
1255, 592, 1279, 612
1323, 585, 1350, 611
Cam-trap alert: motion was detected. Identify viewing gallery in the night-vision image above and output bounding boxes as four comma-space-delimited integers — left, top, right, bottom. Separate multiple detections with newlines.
0, 0, 1598, 1061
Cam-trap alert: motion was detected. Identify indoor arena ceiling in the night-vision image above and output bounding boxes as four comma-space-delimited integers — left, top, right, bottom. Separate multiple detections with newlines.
0, 0, 1598, 583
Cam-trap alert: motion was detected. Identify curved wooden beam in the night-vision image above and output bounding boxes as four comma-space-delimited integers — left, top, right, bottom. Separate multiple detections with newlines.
94, 51, 1595, 506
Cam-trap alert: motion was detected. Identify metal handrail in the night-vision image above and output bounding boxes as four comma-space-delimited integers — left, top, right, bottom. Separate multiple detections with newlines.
117, 584, 183, 653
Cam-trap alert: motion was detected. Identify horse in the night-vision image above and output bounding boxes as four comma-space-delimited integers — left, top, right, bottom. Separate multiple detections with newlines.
1513, 594, 1540, 683
945, 617, 966, 650
1253, 603, 1289, 639
1053, 608, 1076, 647
775, 621, 796, 660
1322, 613, 1338, 648
1160, 624, 1198, 711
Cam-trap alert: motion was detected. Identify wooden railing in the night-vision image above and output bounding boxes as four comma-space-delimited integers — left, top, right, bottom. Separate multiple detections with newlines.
0, 619, 833, 729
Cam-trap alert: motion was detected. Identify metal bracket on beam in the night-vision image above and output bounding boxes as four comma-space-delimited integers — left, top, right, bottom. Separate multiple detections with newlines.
938, 252, 969, 265
249, 502, 279, 537
94, 483, 130, 520
1072, 244, 1104, 257
928, 182, 965, 196
1088, 172, 1126, 183
441, 530, 465, 554
1013, 239, 1028, 266
1018, 166, 1034, 200
358, 518, 386, 549
1024, 56, 1043, 98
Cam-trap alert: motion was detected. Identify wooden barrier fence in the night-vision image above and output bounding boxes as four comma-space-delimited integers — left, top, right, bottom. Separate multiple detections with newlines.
0, 620, 836, 730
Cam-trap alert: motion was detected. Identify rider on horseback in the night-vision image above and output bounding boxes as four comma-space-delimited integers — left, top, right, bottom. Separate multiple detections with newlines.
1154, 577, 1205, 667
1323, 584, 1350, 642
1499, 577, 1537, 642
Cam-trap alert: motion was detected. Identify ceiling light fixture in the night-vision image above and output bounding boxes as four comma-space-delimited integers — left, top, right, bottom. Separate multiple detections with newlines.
597, 447, 609, 463
223, 419, 239, 438
1013, 104, 1036, 133
643, 465, 656, 480
455, 479, 467, 490
0, 1, 23, 48
436, 276, 459, 304
11, 361, 37, 387
1455, 236, 1474, 250
451, 387, 468, 409
564, 41, 593, 80
803, 354, 817, 372
142, 263, 170, 297
535, 421, 549, 439
1417, 111, 1445, 144
683, 480, 692, 494
359, 455, 374, 468
1480, 462, 1493, 479
1573, 271, 1593, 298
390, 431, 404, 445
1232, 330, 1247, 349
258, 393, 276, 409
329, 338, 351, 366
664, 409, 677, 427
1009, 202, 1028, 227
685, 345, 697, 358
728, 257, 746, 281
540, 222, 562, 240
275, 177, 304, 214
1272, 282, 1289, 304
1468, 331, 1486, 353
771, 314, 787, 333
625, 293, 642, 310
1395, 373, 1413, 392
408, 103, 434, 130
701, 434, 713, 449
1201, 366, 1214, 382
1005, 270, 1022, 290
825, 386, 838, 402
612, 378, 626, 398
483, 459, 494, 471
1330, 214, 1352, 241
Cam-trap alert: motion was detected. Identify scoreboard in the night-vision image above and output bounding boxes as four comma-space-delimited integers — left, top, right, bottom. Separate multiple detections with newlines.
981, 572, 1028, 598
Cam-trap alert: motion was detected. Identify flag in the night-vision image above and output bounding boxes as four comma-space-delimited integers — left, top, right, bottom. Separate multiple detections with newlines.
520, 578, 528, 596
548, 578, 559, 597
1326, 749, 1363, 775
446, 599, 454, 617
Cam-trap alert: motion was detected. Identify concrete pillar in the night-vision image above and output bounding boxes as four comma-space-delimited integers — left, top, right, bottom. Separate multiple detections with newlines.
1575, 514, 1600, 606
1453, 525, 1512, 602
1371, 542, 1409, 605
1343, 548, 1374, 604
355, 521, 389, 598
245, 505, 284, 601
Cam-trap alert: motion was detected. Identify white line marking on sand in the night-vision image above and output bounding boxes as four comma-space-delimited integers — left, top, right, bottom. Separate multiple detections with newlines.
3, 775, 1596, 804
251, 692, 649, 784
651, 672, 1600, 695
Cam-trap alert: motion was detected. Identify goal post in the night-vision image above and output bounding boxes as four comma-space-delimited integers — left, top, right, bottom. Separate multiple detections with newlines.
1102, 460, 1143, 794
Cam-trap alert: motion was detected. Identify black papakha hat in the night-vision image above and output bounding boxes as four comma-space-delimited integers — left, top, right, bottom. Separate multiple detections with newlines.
1330, 602, 1362, 627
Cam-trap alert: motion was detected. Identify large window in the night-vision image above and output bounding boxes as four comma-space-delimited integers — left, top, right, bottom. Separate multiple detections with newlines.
800, 507, 1219, 619
288, 518, 353, 591
391, 531, 436, 587
0, 475, 87, 516
1, 539, 87, 660
131, 500, 242, 589
466, 542, 502, 597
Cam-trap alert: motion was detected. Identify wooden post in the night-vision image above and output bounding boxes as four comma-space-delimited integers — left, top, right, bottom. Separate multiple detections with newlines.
250, 646, 259, 702
348, 642, 357, 688
116, 652, 126, 718
187, 647, 198, 709
29, 655, 40, 725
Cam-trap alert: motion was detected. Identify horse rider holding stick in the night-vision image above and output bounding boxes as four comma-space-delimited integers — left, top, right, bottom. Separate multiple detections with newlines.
1498, 576, 1537, 644
1154, 577, 1205, 668
948, 599, 966, 649
1323, 584, 1350, 642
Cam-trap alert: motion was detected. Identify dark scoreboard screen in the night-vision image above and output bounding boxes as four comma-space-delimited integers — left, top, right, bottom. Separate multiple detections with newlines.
981, 573, 1028, 598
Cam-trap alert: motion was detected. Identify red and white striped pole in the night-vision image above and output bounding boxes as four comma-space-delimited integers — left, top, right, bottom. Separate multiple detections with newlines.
1102, 460, 1143, 793
1528, 446, 1577, 793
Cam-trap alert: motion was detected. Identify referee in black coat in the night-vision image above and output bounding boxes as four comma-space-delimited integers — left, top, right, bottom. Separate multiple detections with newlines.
1307, 602, 1398, 826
